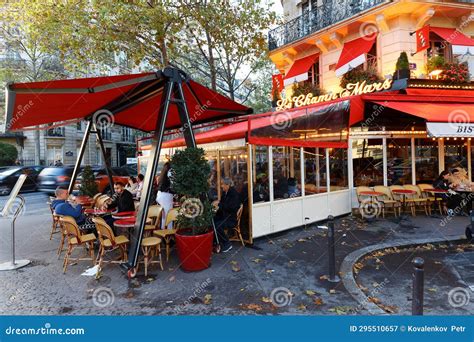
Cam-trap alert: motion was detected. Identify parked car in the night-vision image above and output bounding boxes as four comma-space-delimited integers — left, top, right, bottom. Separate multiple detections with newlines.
37, 166, 80, 195
0, 166, 44, 196
74, 166, 131, 194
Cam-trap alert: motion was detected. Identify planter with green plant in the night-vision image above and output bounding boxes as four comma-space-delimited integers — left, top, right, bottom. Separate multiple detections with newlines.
340, 67, 382, 89
426, 55, 445, 74
292, 82, 324, 98
393, 51, 410, 80
78, 165, 98, 197
441, 62, 470, 84
170, 147, 214, 271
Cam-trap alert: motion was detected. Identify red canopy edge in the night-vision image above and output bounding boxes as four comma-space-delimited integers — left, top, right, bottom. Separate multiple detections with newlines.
5, 70, 251, 132
247, 137, 348, 149
372, 101, 474, 122
430, 26, 474, 47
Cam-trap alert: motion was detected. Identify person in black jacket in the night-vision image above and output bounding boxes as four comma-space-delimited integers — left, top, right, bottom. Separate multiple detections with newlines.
105, 182, 136, 213
433, 170, 466, 216
213, 178, 241, 253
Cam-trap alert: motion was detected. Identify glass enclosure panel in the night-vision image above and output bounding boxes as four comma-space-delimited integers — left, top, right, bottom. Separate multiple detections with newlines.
272, 146, 302, 200
444, 139, 468, 172
415, 138, 439, 184
329, 148, 348, 191
387, 138, 412, 185
303, 147, 327, 195
207, 151, 218, 201
351, 139, 383, 186
219, 149, 248, 203
252, 145, 270, 203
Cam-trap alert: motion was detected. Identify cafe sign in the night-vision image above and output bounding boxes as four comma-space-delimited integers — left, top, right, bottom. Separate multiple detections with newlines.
427, 122, 474, 138
276, 79, 393, 111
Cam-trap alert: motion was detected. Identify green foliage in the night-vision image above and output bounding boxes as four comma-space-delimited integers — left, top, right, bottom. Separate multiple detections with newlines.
340, 67, 382, 89
395, 52, 409, 71
170, 148, 213, 235
0, 142, 18, 166
292, 82, 325, 97
79, 165, 98, 197
426, 56, 446, 74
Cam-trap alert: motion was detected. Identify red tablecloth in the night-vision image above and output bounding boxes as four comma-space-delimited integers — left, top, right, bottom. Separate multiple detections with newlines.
391, 189, 416, 194
112, 211, 136, 220
359, 191, 384, 197
114, 218, 136, 229
84, 208, 112, 215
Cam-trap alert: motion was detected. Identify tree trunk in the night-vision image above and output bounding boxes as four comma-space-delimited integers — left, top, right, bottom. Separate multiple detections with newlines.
206, 31, 217, 91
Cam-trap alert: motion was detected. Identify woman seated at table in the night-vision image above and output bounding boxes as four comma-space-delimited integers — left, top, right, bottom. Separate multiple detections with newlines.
433, 171, 467, 216
51, 187, 95, 232
125, 176, 138, 197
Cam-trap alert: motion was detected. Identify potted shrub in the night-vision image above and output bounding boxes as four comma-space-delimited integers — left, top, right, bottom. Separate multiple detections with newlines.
441, 62, 470, 84
393, 51, 410, 80
78, 165, 98, 197
340, 66, 382, 88
170, 147, 214, 272
426, 55, 445, 74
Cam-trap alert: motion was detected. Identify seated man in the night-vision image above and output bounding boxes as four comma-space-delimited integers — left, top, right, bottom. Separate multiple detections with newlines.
213, 178, 241, 253
51, 187, 94, 231
105, 182, 135, 213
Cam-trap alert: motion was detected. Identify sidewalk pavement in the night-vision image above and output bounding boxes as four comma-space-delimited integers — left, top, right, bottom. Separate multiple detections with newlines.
0, 211, 469, 315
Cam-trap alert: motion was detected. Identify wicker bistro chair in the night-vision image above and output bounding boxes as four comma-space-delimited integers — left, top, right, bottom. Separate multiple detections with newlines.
227, 204, 245, 246
49, 204, 62, 240
356, 186, 379, 218
91, 193, 103, 208
373, 186, 401, 217
59, 216, 96, 273
92, 217, 129, 270
144, 205, 163, 237
403, 185, 430, 216
417, 183, 444, 215
141, 236, 163, 277
153, 208, 178, 262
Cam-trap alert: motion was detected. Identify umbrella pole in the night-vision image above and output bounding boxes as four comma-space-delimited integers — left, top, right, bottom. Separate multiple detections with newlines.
95, 123, 115, 195
68, 120, 92, 194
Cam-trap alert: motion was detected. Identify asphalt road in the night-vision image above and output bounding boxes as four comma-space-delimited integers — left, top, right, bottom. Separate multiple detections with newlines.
0, 191, 50, 217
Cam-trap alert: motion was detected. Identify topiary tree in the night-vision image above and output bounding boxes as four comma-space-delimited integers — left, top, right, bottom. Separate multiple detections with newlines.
0, 142, 18, 166
79, 165, 99, 197
395, 51, 410, 71
170, 147, 213, 235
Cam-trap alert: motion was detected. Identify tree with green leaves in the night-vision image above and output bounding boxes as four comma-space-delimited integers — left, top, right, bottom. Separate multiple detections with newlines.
0, 142, 18, 166
79, 165, 99, 197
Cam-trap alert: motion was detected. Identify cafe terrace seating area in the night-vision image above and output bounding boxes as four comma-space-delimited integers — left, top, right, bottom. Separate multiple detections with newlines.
48, 193, 245, 276
355, 184, 446, 218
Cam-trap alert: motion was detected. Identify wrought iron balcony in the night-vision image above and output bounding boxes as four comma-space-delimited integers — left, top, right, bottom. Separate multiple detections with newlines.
268, 0, 390, 51
46, 127, 65, 137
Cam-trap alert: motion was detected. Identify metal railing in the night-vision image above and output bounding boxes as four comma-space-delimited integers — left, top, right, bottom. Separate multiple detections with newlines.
46, 127, 65, 137
268, 0, 390, 51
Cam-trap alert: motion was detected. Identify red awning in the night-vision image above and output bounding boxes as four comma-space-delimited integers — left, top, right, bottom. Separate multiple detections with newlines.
283, 53, 319, 86
372, 101, 474, 122
5, 70, 251, 132
163, 96, 366, 149
335, 34, 377, 77
430, 26, 474, 54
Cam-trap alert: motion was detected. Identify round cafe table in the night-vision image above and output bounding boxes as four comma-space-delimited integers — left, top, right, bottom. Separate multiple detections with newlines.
391, 189, 416, 212
83, 208, 112, 216
422, 188, 448, 194
359, 191, 384, 199
112, 211, 136, 220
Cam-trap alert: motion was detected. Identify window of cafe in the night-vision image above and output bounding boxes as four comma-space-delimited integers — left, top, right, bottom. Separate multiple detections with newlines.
352, 139, 383, 187
329, 148, 348, 191
444, 139, 468, 172
272, 146, 302, 200
307, 60, 320, 87
207, 151, 218, 201
219, 148, 248, 203
415, 138, 439, 184
304, 147, 327, 195
252, 145, 270, 203
386, 138, 412, 185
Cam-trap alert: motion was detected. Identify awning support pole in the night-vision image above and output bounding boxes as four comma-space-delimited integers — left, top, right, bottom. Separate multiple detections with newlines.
174, 82, 196, 148
95, 124, 115, 194
125, 74, 174, 270
68, 120, 92, 194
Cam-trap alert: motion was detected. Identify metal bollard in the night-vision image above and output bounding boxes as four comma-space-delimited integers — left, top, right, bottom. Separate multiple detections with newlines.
327, 215, 340, 283
412, 257, 424, 315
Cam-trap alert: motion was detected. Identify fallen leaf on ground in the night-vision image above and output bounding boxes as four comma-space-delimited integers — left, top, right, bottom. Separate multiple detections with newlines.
203, 294, 212, 305
297, 304, 307, 311
329, 306, 354, 315
313, 298, 324, 305
320, 275, 328, 280
305, 290, 316, 296
329, 289, 336, 294
266, 269, 275, 274
372, 282, 380, 287
230, 260, 238, 265
368, 296, 381, 304
232, 265, 241, 272
239, 303, 262, 312
261, 297, 272, 303
252, 258, 262, 263
428, 288, 437, 292
289, 260, 296, 265
168, 276, 176, 282
380, 304, 398, 313
298, 238, 307, 242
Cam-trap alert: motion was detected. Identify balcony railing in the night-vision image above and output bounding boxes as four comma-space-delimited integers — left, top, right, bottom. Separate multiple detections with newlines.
268, 0, 390, 51
46, 127, 65, 137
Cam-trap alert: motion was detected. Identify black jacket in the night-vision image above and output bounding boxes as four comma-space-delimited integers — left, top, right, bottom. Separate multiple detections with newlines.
433, 178, 449, 190
216, 187, 241, 226
109, 189, 135, 213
